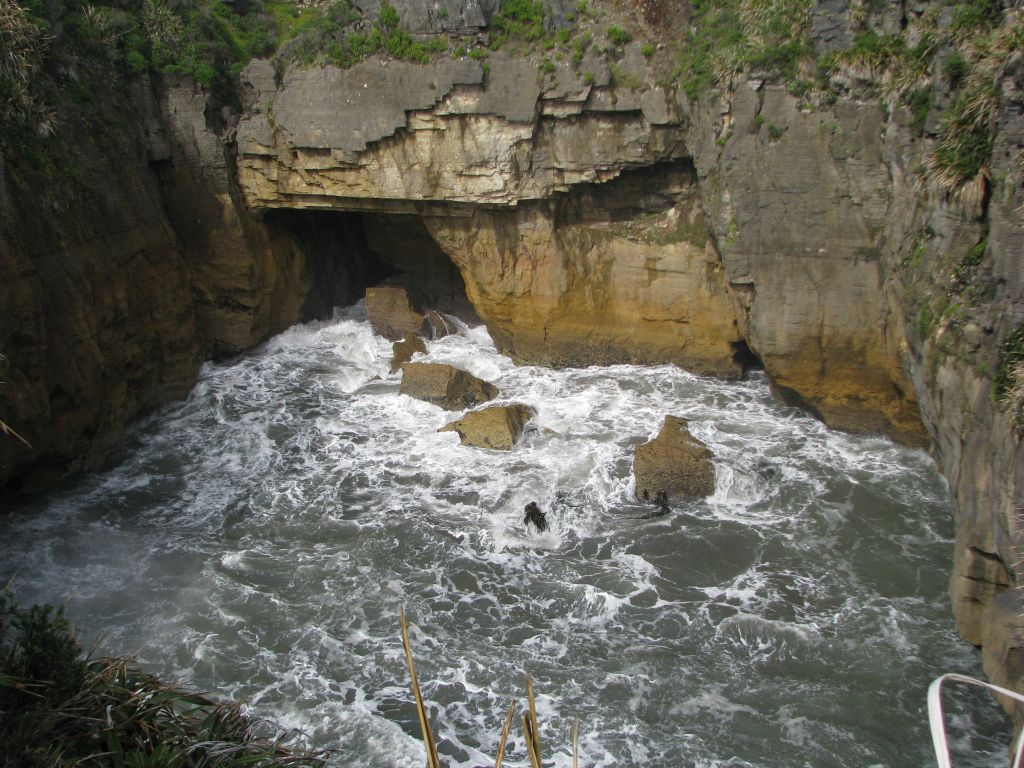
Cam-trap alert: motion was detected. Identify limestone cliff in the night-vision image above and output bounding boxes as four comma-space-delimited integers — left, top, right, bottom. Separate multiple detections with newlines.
3, 0, 1024, 742
0, 77, 373, 492
685, 87, 926, 443
226, 4, 1023, 727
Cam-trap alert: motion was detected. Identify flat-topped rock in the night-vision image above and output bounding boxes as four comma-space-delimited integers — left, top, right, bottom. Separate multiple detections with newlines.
633, 416, 715, 501
400, 362, 498, 409
439, 403, 535, 449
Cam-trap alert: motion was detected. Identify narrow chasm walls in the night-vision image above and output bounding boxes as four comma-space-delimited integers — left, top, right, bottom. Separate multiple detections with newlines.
0, 80, 202, 493
424, 162, 746, 376
685, 85, 928, 444
155, 80, 375, 358
879, 53, 1024, 722
0, 77, 378, 494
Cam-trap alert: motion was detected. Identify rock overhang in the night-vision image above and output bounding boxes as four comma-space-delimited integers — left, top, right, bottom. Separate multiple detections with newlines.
235, 47, 684, 213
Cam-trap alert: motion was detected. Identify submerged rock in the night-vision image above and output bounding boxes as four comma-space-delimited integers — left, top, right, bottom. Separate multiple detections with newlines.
439, 403, 535, 449
400, 362, 498, 410
390, 334, 427, 373
633, 416, 715, 501
366, 285, 427, 341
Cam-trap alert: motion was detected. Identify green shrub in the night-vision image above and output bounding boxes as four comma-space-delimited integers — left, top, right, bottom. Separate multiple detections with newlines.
607, 25, 631, 45
951, 0, 1003, 33
491, 0, 546, 46
571, 30, 590, 66
674, 0, 812, 102
907, 86, 933, 136
125, 49, 148, 73
379, 0, 399, 30
945, 51, 969, 86
641, 42, 656, 58
931, 88, 996, 183
996, 324, 1024, 399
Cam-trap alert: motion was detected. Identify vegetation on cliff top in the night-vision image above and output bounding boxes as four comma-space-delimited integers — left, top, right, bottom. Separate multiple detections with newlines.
3, 0, 1018, 199
672, 0, 814, 102
0, 589, 322, 767
671, 0, 1020, 197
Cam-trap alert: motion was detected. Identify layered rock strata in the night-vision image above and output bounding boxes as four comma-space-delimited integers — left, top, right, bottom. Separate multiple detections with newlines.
234, 52, 746, 375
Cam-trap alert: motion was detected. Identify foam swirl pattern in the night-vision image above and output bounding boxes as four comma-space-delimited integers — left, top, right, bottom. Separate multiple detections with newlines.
0, 306, 1006, 767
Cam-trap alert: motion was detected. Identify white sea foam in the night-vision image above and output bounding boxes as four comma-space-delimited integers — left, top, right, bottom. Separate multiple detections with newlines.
0, 311, 1004, 767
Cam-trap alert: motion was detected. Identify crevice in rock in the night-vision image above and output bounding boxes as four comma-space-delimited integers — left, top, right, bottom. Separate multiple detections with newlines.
552, 159, 702, 226
730, 339, 763, 377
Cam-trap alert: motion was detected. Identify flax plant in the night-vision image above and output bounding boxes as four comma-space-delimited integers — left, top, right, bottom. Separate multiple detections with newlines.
0, 589, 323, 767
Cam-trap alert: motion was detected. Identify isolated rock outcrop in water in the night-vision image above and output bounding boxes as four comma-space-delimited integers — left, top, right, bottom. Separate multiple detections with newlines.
366, 286, 428, 341
634, 416, 715, 501
400, 363, 498, 410
439, 403, 536, 450
390, 335, 427, 374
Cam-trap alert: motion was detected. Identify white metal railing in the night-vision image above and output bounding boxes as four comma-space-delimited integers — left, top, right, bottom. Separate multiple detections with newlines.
929, 673, 1024, 767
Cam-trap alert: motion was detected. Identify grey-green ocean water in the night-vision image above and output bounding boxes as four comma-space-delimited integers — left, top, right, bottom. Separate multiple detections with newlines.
0, 307, 1008, 766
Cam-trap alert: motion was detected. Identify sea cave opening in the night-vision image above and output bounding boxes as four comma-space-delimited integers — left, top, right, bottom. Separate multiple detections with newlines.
262, 208, 478, 328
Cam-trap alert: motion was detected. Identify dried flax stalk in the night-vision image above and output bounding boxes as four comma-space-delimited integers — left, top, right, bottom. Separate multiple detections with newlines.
399, 606, 442, 768
494, 700, 516, 768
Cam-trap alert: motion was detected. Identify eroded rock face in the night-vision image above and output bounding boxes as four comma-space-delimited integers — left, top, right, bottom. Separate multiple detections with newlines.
685, 85, 926, 444
366, 286, 428, 341
425, 165, 745, 375
390, 334, 427, 373
439, 403, 535, 449
877, 55, 1024, 663
633, 416, 716, 501
0, 78, 372, 492
236, 51, 681, 211
400, 362, 498, 409
982, 589, 1024, 729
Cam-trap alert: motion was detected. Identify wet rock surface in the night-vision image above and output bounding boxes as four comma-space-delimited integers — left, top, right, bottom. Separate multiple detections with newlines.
633, 416, 716, 501
399, 362, 498, 410
389, 334, 427, 373
366, 285, 428, 341
439, 403, 535, 450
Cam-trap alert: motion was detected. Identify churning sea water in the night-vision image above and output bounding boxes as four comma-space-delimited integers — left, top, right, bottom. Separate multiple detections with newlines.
0, 305, 1009, 767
